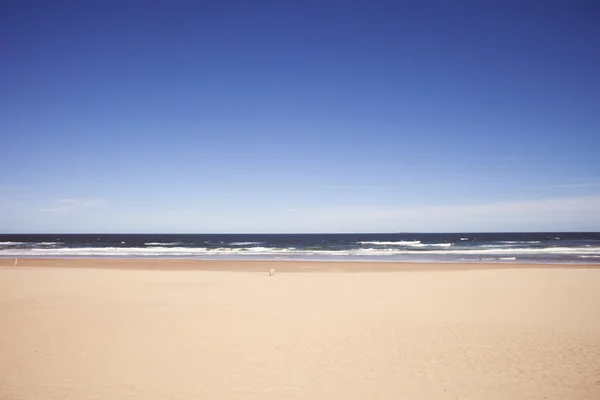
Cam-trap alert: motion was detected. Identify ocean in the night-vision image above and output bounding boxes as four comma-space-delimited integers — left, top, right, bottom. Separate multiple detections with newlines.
1, 232, 600, 263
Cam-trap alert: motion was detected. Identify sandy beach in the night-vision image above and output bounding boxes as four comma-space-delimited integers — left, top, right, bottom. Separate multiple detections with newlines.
1, 259, 599, 399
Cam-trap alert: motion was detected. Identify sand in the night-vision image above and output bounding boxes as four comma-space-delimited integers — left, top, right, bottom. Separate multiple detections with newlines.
1, 260, 599, 399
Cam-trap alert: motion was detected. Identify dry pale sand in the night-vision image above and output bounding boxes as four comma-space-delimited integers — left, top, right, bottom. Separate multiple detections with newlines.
1, 260, 600, 399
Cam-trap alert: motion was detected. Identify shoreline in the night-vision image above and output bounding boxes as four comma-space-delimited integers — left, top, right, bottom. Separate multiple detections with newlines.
2, 257, 599, 272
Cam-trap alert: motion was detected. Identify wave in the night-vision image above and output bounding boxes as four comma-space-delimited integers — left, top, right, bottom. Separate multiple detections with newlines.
229, 242, 264, 246
0, 246, 297, 256
358, 241, 452, 248
358, 241, 421, 245
349, 247, 600, 256
411, 243, 453, 248
0, 241, 61, 246
497, 241, 541, 244
1, 245, 599, 258
476, 244, 538, 249
144, 242, 181, 246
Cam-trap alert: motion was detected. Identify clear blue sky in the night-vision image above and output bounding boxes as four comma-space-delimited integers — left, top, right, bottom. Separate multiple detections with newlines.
1, 1, 599, 233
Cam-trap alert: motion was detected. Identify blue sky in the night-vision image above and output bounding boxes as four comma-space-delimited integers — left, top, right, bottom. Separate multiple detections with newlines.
1, 1, 599, 233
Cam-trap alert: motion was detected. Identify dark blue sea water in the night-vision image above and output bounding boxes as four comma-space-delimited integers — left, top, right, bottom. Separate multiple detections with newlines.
1, 233, 600, 263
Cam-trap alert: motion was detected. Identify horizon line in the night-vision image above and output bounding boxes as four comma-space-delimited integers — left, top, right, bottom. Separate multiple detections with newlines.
1, 231, 599, 235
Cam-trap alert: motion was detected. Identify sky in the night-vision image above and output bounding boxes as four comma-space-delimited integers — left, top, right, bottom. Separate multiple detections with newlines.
1, 0, 599, 233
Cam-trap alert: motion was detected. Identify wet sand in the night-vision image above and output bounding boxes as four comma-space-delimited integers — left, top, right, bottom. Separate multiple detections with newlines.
2, 257, 600, 272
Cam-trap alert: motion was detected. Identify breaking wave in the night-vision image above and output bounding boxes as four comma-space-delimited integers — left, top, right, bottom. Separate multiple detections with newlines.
359, 241, 421, 245
1, 245, 599, 258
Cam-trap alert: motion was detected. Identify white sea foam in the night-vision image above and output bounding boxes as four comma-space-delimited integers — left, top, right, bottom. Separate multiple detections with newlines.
498, 241, 541, 244
433, 247, 597, 255
411, 243, 453, 248
359, 241, 452, 248
358, 241, 421, 245
144, 242, 181, 246
0, 246, 298, 257
1, 245, 598, 258
377, 246, 600, 255
0, 241, 61, 246
460, 238, 469, 240
477, 243, 541, 249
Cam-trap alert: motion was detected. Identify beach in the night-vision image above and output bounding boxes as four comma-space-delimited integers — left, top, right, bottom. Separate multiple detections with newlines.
1, 259, 600, 399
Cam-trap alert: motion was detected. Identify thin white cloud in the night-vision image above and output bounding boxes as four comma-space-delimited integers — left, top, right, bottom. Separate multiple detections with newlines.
273, 195, 600, 232
18, 195, 600, 233
42, 198, 105, 213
